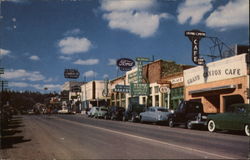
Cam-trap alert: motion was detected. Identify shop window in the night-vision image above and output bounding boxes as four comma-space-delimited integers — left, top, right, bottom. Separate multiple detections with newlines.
154, 86, 159, 94
111, 93, 115, 100
148, 96, 152, 106
116, 93, 119, 100
121, 93, 125, 99
149, 87, 152, 95
142, 97, 146, 104
155, 95, 159, 106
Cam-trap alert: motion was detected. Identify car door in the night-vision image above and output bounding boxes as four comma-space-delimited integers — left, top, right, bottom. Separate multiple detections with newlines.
230, 106, 247, 130
149, 108, 156, 122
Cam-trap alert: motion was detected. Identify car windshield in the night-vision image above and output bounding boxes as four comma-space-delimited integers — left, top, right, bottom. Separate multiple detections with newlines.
157, 108, 168, 112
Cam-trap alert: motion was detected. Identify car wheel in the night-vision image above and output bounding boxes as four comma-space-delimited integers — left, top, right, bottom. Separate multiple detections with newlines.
244, 124, 250, 136
140, 116, 143, 123
131, 115, 136, 122
168, 118, 174, 128
187, 121, 193, 129
208, 120, 216, 132
122, 116, 127, 121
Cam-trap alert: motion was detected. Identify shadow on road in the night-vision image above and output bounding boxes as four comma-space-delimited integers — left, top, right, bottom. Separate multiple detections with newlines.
1, 116, 31, 149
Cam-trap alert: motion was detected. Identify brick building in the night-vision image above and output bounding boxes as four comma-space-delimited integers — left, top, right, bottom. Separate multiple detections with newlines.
125, 59, 192, 108
184, 53, 250, 113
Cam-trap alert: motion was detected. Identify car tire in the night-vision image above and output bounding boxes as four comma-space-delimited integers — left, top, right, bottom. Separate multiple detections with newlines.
244, 124, 250, 136
140, 116, 143, 123
187, 121, 193, 129
168, 118, 174, 128
122, 116, 127, 121
208, 120, 216, 132
131, 115, 136, 122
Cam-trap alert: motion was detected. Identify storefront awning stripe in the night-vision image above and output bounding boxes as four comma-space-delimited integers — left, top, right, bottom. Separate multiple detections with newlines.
189, 85, 236, 94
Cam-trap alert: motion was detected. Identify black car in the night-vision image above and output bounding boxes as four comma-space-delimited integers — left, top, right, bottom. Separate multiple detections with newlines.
104, 106, 125, 121
168, 100, 208, 129
123, 104, 146, 122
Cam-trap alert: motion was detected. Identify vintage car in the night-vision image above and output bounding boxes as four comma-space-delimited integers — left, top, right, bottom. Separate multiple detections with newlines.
104, 106, 125, 120
139, 107, 171, 124
87, 107, 99, 117
207, 104, 250, 136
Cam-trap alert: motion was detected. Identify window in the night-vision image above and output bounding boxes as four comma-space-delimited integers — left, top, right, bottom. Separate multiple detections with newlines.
155, 95, 159, 106
154, 86, 159, 93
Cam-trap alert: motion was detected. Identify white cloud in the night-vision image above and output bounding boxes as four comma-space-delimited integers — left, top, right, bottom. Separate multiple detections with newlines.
9, 82, 29, 88
101, 0, 154, 11
101, 0, 169, 38
29, 55, 40, 61
103, 11, 168, 38
108, 58, 116, 65
64, 28, 81, 36
83, 70, 98, 78
0, 48, 11, 56
177, 0, 213, 25
59, 56, 72, 61
103, 74, 109, 79
58, 37, 92, 55
74, 59, 99, 65
206, 0, 249, 30
3, 69, 45, 81
32, 84, 62, 91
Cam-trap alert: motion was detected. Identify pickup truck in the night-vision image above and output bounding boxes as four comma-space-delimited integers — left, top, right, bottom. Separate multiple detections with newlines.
168, 100, 208, 129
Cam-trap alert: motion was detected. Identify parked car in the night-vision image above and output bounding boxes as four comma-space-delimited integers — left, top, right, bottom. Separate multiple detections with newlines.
207, 103, 250, 136
97, 107, 108, 118
123, 104, 146, 122
88, 106, 108, 118
58, 108, 69, 114
139, 107, 171, 124
168, 100, 209, 129
104, 106, 125, 120
87, 107, 99, 117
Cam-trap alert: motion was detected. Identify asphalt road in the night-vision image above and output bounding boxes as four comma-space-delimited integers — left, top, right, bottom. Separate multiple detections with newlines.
1, 114, 249, 159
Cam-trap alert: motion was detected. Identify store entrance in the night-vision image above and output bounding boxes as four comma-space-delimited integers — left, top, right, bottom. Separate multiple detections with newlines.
223, 95, 244, 112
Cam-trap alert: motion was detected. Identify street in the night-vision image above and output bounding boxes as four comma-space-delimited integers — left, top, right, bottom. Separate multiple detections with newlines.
1, 114, 249, 159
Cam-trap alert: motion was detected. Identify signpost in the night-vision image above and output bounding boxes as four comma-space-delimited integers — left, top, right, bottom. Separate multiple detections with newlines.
64, 69, 80, 79
130, 83, 149, 96
116, 58, 135, 71
185, 30, 206, 65
113, 85, 130, 93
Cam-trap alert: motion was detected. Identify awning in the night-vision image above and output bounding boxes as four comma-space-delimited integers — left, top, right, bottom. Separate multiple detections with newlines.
189, 85, 236, 95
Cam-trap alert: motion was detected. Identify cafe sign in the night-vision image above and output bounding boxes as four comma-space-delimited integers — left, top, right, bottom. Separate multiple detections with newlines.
184, 54, 247, 86
185, 30, 206, 65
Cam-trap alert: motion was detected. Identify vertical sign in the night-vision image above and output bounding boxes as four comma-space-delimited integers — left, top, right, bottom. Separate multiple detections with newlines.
185, 30, 206, 65
137, 61, 143, 83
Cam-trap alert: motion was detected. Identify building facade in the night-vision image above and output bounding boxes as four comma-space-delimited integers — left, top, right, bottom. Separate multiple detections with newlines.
125, 60, 192, 109
80, 80, 110, 109
109, 76, 126, 108
184, 53, 250, 113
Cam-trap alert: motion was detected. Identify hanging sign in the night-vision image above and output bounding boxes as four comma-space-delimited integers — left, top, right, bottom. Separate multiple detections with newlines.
64, 69, 80, 79
185, 30, 206, 65
117, 58, 135, 71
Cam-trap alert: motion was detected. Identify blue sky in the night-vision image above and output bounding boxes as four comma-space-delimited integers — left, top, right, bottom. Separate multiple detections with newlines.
0, 0, 249, 93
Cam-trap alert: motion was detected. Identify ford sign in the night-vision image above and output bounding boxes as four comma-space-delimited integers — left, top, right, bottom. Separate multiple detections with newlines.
116, 58, 135, 71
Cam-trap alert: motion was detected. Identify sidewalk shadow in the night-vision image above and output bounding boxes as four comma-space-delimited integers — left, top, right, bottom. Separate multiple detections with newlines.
1, 116, 31, 149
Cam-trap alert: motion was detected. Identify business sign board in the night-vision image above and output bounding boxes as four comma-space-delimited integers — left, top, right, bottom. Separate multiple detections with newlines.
185, 30, 206, 65
117, 58, 135, 71
184, 54, 247, 86
64, 69, 80, 79
159, 86, 170, 94
71, 85, 81, 92
130, 83, 149, 96
113, 84, 130, 93
136, 57, 150, 62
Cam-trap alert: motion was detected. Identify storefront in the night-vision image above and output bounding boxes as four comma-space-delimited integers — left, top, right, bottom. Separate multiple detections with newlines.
158, 72, 185, 110
184, 53, 249, 113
